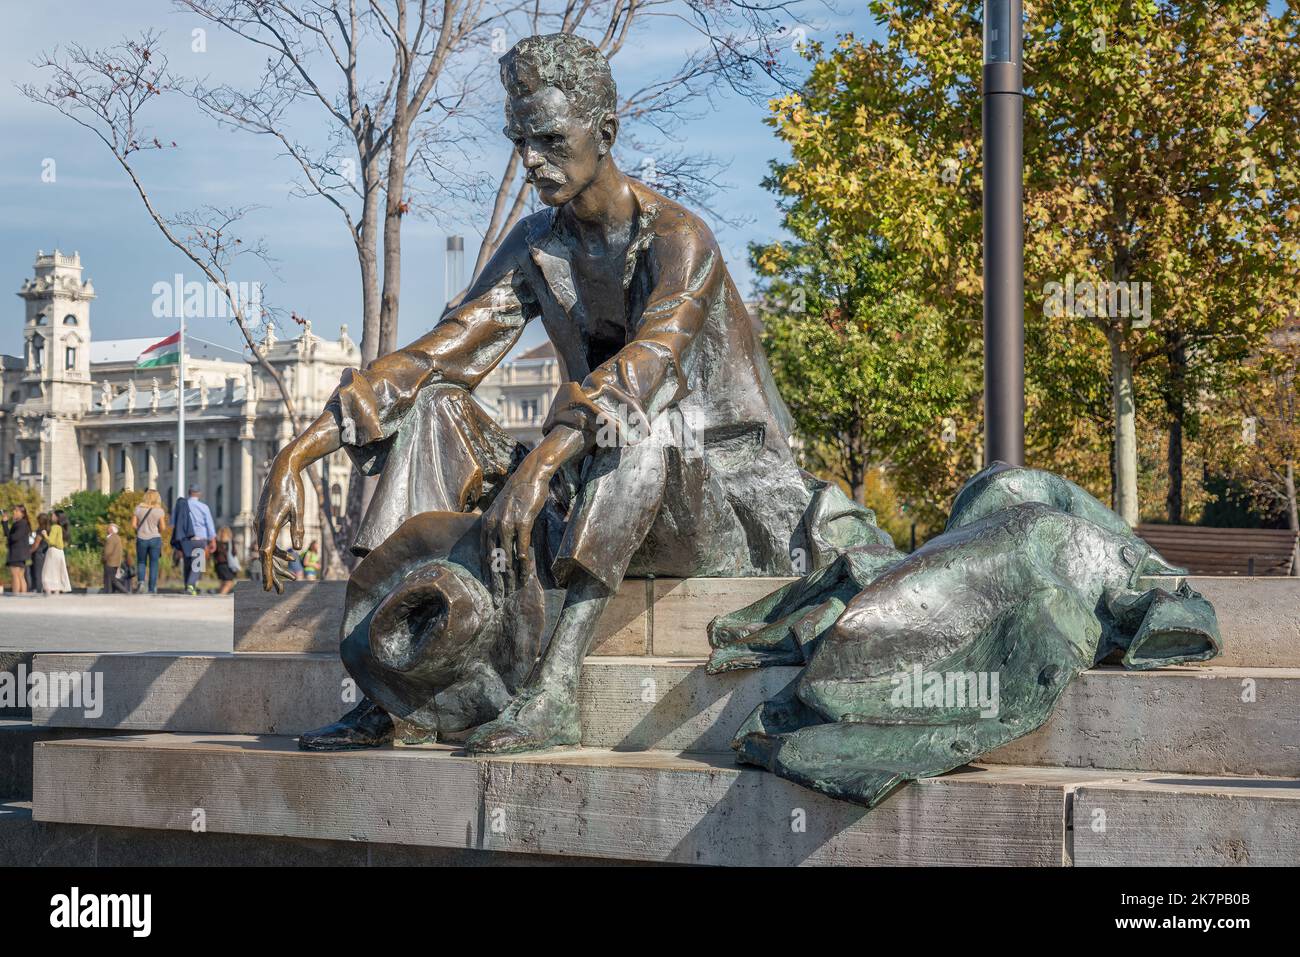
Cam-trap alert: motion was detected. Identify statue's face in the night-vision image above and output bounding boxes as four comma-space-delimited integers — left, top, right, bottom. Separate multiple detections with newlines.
504, 86, 608, 207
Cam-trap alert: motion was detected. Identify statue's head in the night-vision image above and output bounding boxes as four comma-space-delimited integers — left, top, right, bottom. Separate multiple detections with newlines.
500, 34, 618, 207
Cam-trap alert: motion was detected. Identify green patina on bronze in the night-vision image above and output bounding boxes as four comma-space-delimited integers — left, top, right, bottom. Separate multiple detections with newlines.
708, 463, 1222, 808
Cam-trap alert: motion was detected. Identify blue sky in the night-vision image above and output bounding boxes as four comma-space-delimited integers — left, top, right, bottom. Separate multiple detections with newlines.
1, 1, 878, 361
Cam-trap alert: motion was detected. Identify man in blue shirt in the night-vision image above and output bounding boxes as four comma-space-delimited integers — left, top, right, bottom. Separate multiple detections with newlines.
172, 485, 215, 594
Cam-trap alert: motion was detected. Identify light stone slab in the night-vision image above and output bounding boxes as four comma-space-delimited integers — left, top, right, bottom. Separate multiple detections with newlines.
984, 665, 1300, 776
1071, 776, 1300, 866
231, 576, 797, 656
0, 594, 232, 654
30, 653, 1300, 777
232, 581, 347, 653
229, 576, 1300, 666
31, 653, 348, 735
34, 734, 484, 850
648, 577, 796, 656
34, 734, 1144, 865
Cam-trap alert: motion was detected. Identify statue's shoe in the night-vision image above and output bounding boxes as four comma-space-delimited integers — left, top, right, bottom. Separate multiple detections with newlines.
463, 684, 579, 754
298, 698, 395, 751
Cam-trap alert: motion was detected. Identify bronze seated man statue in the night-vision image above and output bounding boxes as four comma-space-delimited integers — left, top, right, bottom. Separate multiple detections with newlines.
257, 33, 884, 755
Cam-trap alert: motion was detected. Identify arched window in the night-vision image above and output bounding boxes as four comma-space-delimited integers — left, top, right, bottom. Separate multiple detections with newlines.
330, 483, 343, 512
30, 337, 44, 368
34, 311, 47, 325
63, 314, 78, 326
8, 391, 18, 404
65, 346, 77, 370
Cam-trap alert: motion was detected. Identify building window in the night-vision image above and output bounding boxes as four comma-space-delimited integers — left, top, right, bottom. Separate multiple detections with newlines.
217, 446, 224, 470
167, 485, 173, 505
31, 338, 43, 368
191, 446, 198, 469
215, 485, 223, 516
34, 312, 47, 325
63, 314, 77, 326
117, 448, 127, 473
96, 451, 103, 474
65, 346, 77, 370
168, 447, 175, 470
520, 399, 539, 420
330, 483, 343, 512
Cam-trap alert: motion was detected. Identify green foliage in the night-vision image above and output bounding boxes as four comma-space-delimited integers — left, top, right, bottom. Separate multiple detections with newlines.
54, 490, 112, 551
754, 232, 979, 526
106, 489, 145, 553
0, 481, 42, 518
764, 1, 1300, 513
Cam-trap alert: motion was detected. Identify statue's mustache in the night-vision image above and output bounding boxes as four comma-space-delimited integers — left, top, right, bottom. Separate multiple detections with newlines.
526, 165, 567, 187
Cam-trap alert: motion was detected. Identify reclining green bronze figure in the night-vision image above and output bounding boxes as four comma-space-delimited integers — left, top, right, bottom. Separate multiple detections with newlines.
708, 463, 1221, 807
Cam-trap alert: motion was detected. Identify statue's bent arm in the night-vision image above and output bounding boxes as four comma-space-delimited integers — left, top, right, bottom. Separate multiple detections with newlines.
544, 221, 718, 446
257, 232, 536, 588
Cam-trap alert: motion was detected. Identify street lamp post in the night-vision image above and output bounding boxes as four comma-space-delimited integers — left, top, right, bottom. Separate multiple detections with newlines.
982, 0, 1024, 467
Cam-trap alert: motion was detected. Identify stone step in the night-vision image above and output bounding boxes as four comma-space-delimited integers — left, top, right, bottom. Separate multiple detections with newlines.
30, 653, 1300, 777
32, 734, 1300, 865
0, 594, 233, 654
1071, 776, 1300, 866
0, 720, 130, 801
0, 799, 627, 867
233, 577, 797, 657
232, 576, 1300, 666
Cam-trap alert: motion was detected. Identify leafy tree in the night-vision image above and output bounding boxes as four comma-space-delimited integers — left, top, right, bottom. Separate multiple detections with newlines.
754, 229, 978, 527
765, 1, 1300, 524
1218, 320, 1300, 535
0, 482, 43, 520
54, 490, 112, 551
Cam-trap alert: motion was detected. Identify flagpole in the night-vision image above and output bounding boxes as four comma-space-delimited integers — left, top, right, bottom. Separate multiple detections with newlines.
178, 314, 186, 496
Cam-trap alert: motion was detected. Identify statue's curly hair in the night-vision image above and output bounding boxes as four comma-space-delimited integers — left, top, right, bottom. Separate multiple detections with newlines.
500, 33, 617, 130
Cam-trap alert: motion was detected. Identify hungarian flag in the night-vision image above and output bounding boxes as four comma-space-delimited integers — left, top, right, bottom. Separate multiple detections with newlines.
137, 332, 181, 368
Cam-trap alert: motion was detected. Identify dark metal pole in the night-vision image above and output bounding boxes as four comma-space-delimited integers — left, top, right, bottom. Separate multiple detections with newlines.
982, 0, 1024, 467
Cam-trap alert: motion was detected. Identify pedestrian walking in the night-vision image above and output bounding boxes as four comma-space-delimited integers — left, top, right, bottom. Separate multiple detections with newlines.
172, 486, 215, 595
30, 513, 49, 590
102, 523, 123, 594
2, 505, 32, 594
41, 513, 71, 594
302, 540, 320, 581
132, 489, 166, 594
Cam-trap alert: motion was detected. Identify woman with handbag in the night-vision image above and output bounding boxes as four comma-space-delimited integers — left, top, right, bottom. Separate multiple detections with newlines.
132, 489, 166, 594
2, 505, 32, 594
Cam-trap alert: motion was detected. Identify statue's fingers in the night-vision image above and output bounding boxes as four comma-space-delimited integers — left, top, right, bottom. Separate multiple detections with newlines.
517, 522, 535, 585
499, 516, 518, 596
260, 549, 275, 592
291, 504, 304, 551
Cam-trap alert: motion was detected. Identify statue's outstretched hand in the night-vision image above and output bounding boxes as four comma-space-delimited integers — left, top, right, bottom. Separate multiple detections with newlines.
257, 451, 305, 594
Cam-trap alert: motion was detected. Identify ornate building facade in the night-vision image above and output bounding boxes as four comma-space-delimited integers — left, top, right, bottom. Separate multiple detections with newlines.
0, 251, 361, 555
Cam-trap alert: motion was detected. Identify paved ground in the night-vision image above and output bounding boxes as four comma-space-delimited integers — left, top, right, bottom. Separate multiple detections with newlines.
0, 595, 233, 654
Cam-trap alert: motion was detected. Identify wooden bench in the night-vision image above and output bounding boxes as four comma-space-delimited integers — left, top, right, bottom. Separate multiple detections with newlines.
1136, 524, 1299, 576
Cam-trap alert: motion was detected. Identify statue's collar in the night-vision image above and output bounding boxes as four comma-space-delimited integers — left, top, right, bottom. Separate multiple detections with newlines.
528, 180, 662, 311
